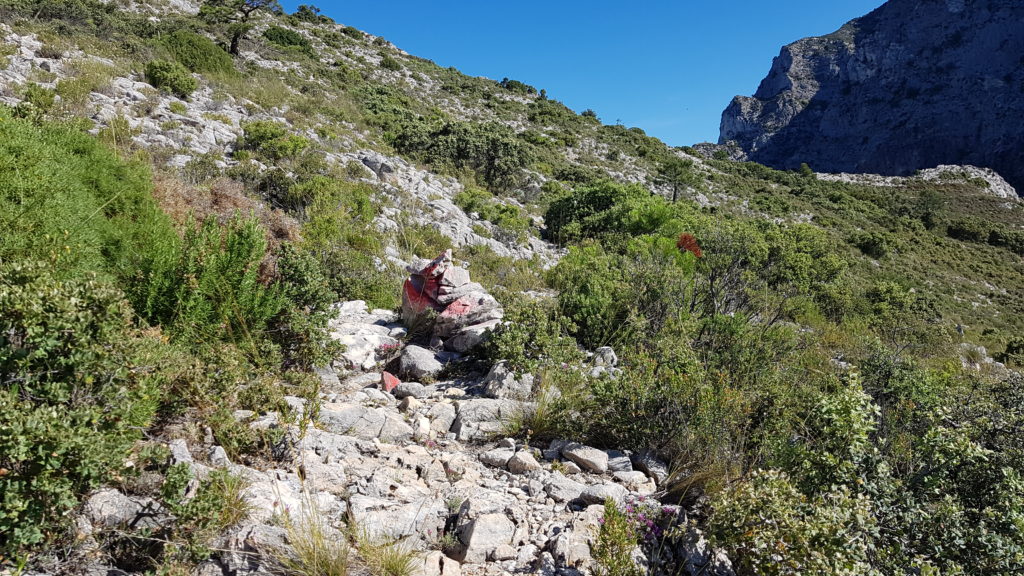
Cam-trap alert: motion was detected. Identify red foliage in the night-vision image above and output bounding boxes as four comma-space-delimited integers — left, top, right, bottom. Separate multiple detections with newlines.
676, 233, 703, 258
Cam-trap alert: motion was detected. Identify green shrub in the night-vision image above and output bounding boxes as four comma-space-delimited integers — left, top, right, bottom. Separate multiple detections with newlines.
13, 83, 55, 121
482, 297, 583, 374
160, 464, 251, 561
160, 29, 234, 73
852, 230, 891, 258
0, 263, 171, 557
145, 59, 197, 98
150, 215, 286, 353
392, 118, 533, 191
0, 109, 179, 311
238, 120, 311, 161
708, 469, 874, 576
379, 54, 401, 71
592, 500, 642, 576
946, 217, 990, 242
263, 25, 312, 54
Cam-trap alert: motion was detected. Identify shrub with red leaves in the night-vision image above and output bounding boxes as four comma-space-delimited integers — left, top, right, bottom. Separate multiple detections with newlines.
677, 233, 703, 258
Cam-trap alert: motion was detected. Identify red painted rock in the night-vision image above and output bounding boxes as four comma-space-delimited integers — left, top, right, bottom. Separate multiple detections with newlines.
380, 371, 401, 393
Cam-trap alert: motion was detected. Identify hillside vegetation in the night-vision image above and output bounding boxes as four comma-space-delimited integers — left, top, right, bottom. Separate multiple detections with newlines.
0, 1, 1022, 574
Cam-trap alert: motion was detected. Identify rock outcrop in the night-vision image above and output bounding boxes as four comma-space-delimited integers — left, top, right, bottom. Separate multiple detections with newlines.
402, 250, 504, 353
719, 0, 1024, 193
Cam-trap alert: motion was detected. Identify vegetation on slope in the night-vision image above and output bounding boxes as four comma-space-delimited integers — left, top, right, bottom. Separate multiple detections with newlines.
0, 0, 1022, 574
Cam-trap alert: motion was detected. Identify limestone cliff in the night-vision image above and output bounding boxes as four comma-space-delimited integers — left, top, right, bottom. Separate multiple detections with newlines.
720, 0, 1024, 193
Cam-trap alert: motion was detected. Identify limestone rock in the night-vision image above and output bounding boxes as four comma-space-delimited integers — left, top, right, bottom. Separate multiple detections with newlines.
507, 451, 541, 474
543, 473, 586, 503
399, 346, 444, 380
482, 361, 534, 401
562, 443, 609, 474
457, 513, 515, 564
580, 482, 629, 505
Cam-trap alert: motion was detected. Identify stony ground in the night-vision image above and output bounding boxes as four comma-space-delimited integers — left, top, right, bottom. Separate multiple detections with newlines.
71, 299, 732, 576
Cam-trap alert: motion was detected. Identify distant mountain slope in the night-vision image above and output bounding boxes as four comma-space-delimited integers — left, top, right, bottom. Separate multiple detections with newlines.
719, 0, 1024, 193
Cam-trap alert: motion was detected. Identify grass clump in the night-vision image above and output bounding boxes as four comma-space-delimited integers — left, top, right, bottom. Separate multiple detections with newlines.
273, 496, 351, 576
355, 530, 419, 576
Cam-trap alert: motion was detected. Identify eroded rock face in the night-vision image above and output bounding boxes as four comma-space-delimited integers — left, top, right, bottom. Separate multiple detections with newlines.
719, 0, 1024, 194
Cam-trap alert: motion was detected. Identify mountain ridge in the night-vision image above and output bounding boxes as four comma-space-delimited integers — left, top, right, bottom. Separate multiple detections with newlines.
720, 0, 1024, 193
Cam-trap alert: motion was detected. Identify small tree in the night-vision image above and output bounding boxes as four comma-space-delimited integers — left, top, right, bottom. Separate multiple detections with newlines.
200, 0, 282, 55
656, 156, 697, 202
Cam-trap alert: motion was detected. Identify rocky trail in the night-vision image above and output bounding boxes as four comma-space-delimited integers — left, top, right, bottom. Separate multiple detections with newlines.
69, 257, 731, 576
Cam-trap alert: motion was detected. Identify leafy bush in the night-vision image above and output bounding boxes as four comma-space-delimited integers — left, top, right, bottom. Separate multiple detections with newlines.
593, 500, 642, 576
0, 109, 179, 311
852, 230, 891, 258
482, 297, 583, 374
379, 54, 401, 71
392, 118, 533, 190
149, 215, 285, 354
263, 25, 312, 54
160, 464, 251, 561
0, 263, 172, 557
160, 29, 234, 74
145, 59, 198, 98
708, 469, 874, 576
238, 120, 311, 161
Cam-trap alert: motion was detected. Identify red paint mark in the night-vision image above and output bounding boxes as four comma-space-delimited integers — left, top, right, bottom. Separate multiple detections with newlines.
381, 371, 400, 392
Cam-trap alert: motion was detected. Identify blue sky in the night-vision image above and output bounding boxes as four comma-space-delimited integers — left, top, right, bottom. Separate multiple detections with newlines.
279, 1, 884, 146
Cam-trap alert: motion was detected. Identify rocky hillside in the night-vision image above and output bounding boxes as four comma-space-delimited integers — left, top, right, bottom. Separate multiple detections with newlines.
2, 1, 1024, 575
719, 0, 1024, 192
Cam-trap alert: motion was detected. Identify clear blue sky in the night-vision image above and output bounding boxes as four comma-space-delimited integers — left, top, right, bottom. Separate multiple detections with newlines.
279, 1, 884, 146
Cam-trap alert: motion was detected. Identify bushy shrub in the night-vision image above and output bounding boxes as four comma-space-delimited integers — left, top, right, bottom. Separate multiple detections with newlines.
392, 118, 533, 191
852, 230, 891, 258
379, 54, 401, 71
482, 297, 583, 374
544, 180, 655, 244
946, 217, 990, 242
263, 25, 312, 54
238, 120, 311, 161
708, 469, 874, 576
160, 29, 234, 74
499, 77, 537, 95
145, 59, 197, 98
297, 178, 399, 309
454, 187, 531, 240
0, 263, 173, 557
0, 109, 179, 311
150, 215, 285, 353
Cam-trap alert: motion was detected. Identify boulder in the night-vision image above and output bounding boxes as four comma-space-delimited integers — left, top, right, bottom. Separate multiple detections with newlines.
593, 346, 618, 367
631, 450, 670, 485
543, 473, 586, 503
580, 482, 629, 505
399, 346, 444, 380
562, 443, 609, 474
319, 403, 412, 442
479, 448, 515, 469
381, 371, 401, 393
457, 513, 516, 564
393, 381, 430, 399
507, 451, 542, 474
427, 402, 457, 436
482, 361, 534, 400
401, 250, 504, 353
451, 399, 528, 442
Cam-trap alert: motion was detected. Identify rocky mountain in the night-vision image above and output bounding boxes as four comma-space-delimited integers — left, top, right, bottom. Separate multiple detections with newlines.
720, 0, 1024, 193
